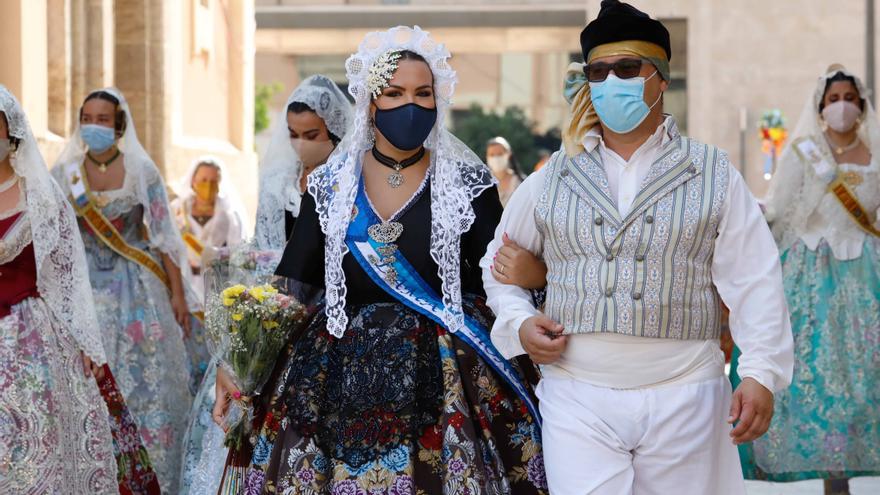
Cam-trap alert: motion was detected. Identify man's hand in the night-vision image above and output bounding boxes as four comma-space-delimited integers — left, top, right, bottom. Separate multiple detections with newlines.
728, 377, 774, 444
518, 315, 567, 364
492, 233, 548, 290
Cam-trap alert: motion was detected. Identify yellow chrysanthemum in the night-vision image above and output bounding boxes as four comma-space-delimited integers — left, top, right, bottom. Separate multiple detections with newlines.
222, 284, 247, 299
223, 297, 235, 307
249, 286, 267, 303
262, 320, 280, 330
231, 313, 244, 321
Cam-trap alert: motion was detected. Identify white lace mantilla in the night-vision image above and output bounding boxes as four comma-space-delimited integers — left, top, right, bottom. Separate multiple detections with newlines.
0, 209, 31, 264
0, 85, 107, 364
309, 26, 495, 337
254, 75, 353, 250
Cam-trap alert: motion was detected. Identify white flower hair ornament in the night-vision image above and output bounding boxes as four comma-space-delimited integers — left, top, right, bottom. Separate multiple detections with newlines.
367, 50, 404, 99
308, 26, 496, 338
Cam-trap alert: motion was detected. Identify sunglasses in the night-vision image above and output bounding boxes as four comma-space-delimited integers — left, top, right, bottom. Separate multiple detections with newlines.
584, 58, 645, 83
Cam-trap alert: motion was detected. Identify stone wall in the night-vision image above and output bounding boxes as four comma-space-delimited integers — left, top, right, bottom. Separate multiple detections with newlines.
0, 0, 258, 220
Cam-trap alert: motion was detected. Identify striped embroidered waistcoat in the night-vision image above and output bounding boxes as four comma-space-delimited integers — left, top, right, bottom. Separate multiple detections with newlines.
535, 128, 729, 339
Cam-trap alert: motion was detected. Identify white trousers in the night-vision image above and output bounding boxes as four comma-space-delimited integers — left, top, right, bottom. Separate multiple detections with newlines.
536, 376, 746, 495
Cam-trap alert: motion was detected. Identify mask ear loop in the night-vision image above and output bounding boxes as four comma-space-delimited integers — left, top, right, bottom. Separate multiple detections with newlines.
646, 71, 663, 110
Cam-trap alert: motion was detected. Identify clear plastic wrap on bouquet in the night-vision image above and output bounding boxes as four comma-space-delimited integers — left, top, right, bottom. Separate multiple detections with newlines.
201, 242, 305, 450
202, 242, 284, 361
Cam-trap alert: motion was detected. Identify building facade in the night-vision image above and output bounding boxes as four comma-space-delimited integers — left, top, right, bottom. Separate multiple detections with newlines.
255, 0, 875, 196
0, 0, 259, 215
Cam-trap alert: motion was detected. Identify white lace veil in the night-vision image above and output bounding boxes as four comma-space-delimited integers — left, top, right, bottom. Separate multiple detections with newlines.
309, 26, 496, 337
253, 74, 353, 250
174, 155, 251, 236
0, 85, 107, 363
764, 65, 880, 251
51, 87, 202, 312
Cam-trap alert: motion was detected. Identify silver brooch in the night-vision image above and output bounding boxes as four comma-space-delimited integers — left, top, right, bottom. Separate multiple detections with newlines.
367, 221, 404, 286
367, 221, 403, 244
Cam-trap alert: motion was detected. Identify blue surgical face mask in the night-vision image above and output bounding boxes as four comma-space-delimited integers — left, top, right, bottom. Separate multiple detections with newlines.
374, 103, 437, 151
589, 71, 662, 134
80, 124, 116, 153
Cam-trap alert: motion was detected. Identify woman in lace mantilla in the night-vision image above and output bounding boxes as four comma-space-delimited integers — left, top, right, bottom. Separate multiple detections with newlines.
51, 87, 202, 492
254, 74, 353, 251
731, 65, 880, 487
213, 26, 547, 494
0, 85, 117, 494
179, 74, 352, 495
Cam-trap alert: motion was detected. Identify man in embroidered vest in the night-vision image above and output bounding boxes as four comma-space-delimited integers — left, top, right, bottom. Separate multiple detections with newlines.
481, 1, 794, 493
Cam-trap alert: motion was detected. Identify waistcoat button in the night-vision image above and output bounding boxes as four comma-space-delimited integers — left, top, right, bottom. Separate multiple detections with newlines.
633, 292, 642, 300
605, 288, 613, 297
635, 254, 645, 262
688, 166, 697, 174
594, 217, 603, 226
560, 168, 570, 177
645, 215, 654, 224
605, 254, 614, 262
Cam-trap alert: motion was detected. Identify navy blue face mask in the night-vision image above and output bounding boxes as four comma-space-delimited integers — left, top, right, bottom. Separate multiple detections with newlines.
374, 103, 437, 151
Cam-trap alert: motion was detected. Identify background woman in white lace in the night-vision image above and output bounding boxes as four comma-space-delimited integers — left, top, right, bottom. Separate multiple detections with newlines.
254, 74, 352, 251
731, 64, 880, 491
171, 155, 249, 301
50, 87, 200, 492
214, 26, 546, 494
177, 74, 352, 495
0, 85, 117, 494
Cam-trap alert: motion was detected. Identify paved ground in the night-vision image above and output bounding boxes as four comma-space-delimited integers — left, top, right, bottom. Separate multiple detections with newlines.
746, 477, 880, 494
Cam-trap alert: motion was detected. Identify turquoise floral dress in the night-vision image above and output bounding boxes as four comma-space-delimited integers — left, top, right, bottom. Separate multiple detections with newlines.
731, 159, 880, 481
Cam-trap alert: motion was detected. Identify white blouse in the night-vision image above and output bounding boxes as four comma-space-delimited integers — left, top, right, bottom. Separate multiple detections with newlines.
799, 159, 880, 260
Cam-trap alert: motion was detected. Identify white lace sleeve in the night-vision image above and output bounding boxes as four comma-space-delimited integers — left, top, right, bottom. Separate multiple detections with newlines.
37, 184, 107, 364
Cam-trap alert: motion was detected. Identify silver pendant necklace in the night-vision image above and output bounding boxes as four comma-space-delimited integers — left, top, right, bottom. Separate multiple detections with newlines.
371, 146, 425, 188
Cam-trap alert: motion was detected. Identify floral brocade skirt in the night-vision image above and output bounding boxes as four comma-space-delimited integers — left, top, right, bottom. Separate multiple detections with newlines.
224, 295, 547, 495
731, 239, 880, 481
0, 297, 117, 494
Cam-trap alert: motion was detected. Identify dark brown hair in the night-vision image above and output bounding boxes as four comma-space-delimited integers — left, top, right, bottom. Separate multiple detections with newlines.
819, 72, 865, 113
286, 101, 341, 145
79, 91, 128, 138
371, 50, 432, 102
0, 112, 22, 151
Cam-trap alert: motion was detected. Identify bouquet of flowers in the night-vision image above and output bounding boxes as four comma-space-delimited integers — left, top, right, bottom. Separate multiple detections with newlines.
205, 282, 306, 450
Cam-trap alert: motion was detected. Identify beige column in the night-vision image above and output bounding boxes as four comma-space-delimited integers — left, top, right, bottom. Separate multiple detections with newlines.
70, 0, 114, 123
47, 0, 72, 136
225, 0, 259, 218
228, 0, 256, 153
115, 0, 173, 175
0, 0, 49, 140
